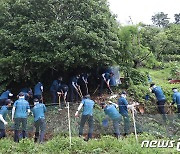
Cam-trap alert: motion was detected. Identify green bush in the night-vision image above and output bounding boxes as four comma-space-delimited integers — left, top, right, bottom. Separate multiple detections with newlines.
128, 69, 147, 85
0, 134, 178, 153
128, 84, 149, 103
170, 64, 180, 79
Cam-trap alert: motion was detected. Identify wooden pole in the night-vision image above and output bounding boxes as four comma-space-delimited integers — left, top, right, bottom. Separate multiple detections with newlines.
67, 102, 72, 148
132, 108, 138, 143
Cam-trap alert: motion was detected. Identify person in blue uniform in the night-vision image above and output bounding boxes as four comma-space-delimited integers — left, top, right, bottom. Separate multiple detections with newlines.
12, 92, 30, 142
100, 102, 121, 139
34, 82, 43, 101
118, 91, 139, 136
78, 73, 89, 96
0, 90, 13, 106
20, 87, 33, 101
75, 95, 95, 141
99, 72, 114, 96
171, 88, 180, 118
150, 83, 167, 122
50, 77, 62, 104
32, 98, 47, 143
118, 91, 130, 135
57, 84, 69, 108
69, 75, 80, 103
0, 99, 12, 138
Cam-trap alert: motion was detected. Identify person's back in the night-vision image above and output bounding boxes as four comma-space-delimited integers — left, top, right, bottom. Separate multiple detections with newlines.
173, 91, 180, 105
0, 90, 12, 99
32, 103, 46, 122
104, 104, 121, 120
118, 97, 128, 116
152, 86, 166, 101
14, 98, 29, 118
34, 82, 43, 96
82, 98, 94, 116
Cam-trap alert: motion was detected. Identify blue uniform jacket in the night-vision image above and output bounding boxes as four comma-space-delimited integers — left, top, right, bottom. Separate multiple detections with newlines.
0, 90, 11, 99
152, 86, 166, 101
32, 103, 47, 122
0, 105, 8, 129
14, 98, 30, 118
34, 82, 43, 95
172, 92, 180, 106
118, 97, 128, 116
81, 98, 95, 116
50, 80, 61, 92
104, 104, 121, 120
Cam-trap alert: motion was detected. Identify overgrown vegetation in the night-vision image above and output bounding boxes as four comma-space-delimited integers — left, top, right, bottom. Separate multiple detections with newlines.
0, 134, 178, 153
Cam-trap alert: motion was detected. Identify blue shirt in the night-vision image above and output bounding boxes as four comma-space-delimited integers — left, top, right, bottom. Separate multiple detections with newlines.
172, 92, 180, 106
152, 86, 166, 101
104, 105, 121, 120
0, 106, 8, 129
118, 97, 128, 116
34, 82, 43, 95
0, 90, 11, 99
32, 103, 47, 122
82, 98, 95, 115
50, 80, 61, 92
14, 98, 30, 118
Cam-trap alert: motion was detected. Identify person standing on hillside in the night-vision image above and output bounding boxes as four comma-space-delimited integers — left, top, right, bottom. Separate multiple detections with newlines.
99, 72, 114, 96
78, 73, 89, 96
12, 92, 30, 142
118, 91, 139, 136
118, 91, 130, 136
171, 88, 180, 118
50, 77, 62, 104
34, 82, 43, 102
32, 98, 47, 143
150, 83, 167, 122
0, 99, 11, 139
0, 90, 13, 106
69, 74, 80, 103
100, 102, 121, 139
75, 94, 95, 141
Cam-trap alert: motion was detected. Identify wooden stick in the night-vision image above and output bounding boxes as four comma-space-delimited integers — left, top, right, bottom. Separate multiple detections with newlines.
58, 94, 61, 108
132, 108, 138, 143
67, 102, 72, 148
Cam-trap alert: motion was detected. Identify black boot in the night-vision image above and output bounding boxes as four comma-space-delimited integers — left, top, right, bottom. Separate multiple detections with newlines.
14, 130, 19, 142
39, 131, 45, 143
22, 130, 27, 138
34, 132, 39, 143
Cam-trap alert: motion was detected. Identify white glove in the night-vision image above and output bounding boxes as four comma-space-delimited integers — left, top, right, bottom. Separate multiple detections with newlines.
75, 111, 79, 117
4, 121, 8, 125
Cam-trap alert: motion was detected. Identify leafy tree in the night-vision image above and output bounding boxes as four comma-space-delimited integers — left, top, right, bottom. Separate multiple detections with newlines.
0, 0, 120, 91
151, 12, 170, 27
174, 13, 180, 24
117, 25, 152, 69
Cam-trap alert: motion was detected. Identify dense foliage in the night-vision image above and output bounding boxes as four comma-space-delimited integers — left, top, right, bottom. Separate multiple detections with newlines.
0, 0, 120, 90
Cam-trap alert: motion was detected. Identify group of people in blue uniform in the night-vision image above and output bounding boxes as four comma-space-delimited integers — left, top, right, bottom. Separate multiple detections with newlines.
0, 69, 180, 142
0, 92, 46, 143
75, 82, 180, 141
75, 91, 139, 141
